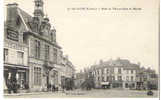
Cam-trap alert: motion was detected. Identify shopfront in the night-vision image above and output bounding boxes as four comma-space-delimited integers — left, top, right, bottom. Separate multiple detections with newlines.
4, 64, 29, 92
111, 81, 123, 88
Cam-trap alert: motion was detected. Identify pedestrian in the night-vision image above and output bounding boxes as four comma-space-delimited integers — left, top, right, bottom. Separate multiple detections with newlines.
24, 82, 29, 89
12, 80, 18, 93
47, 83, 51, 91
20, 79, 24, 89
52, 85, 55, 92
7, 79, 12, 94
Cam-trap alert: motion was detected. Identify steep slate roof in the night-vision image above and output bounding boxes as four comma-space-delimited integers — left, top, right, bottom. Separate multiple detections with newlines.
90, 58, 140, 70
17, 8, 33, 31
13, 6, 62, 49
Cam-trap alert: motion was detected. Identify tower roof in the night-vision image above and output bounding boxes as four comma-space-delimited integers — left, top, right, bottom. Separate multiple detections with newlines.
34, 0, 44, 17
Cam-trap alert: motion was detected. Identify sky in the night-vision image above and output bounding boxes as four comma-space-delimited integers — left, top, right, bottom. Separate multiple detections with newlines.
4, 0, 159, 73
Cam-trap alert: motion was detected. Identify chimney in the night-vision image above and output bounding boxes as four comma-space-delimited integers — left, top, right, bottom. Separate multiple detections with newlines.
99, 60, 103, 64
6, 3, 19, 27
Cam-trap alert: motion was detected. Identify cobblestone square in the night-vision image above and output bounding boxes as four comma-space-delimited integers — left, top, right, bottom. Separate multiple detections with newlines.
4, 89, 159, 98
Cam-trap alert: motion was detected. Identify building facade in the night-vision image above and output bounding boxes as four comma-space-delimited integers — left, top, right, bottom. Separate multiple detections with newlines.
4, 0, 75, 92
4, 24, 29, 91
60, 55, 76, 90
90, 58, 140, 89
75, 70, 86, 89
136, 67, 158, 90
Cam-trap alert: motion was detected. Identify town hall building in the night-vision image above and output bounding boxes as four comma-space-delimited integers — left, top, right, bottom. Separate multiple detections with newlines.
4, 0, 75, 92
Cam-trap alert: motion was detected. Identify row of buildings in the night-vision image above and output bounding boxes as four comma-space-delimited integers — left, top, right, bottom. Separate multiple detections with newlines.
76, 58, 158, 90
4, 0, 75, 92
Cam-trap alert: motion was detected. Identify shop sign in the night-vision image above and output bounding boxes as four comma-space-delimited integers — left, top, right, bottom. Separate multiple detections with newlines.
7, 29, 19, 41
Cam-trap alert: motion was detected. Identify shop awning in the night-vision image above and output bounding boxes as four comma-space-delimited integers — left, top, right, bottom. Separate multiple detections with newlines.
101, 82, 110, 85
4, 63, 29, 69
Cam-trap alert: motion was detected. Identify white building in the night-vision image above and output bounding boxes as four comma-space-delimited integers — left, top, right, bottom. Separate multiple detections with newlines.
90, 58, 140, 89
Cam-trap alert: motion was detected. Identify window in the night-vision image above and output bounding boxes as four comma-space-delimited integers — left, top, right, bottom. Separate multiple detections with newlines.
126, 70, 129, 74
111, 68, 114, 73
4, 49, 8, 62
17, 51, 24, 65
34, 67, 41, 85
131, 70, 133, 74
143, 77, 147, 81
53, 70, 58, 85
106, 68, 109, 74
151, 74, 157, 78
118, 76, 122, 81
53, 48, 57, 63
97, 70, 99, 75
92, 72, 95, 76
112, 76, 115, 81
126, 76, 129, 81
98, 77, 100, 81
102, 77, 104, 82
95, 70, 97, 75
45, 45, 50, 60
125, 83, 128, 88
118, 68, 121, 74
132, 83, 135, 88
131, 76, 134, 81
101, 69, 104, 75
35, 40, 40, 58
106, 76, 109, 81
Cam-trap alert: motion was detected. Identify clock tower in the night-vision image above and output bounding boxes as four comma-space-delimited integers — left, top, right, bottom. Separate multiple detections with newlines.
34, 0, 44, 20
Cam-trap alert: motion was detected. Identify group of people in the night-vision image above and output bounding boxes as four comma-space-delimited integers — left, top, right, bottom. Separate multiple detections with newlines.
6, 78, 29, 94
47, 84, 58, 92
46, 78, 75, 92
7, 78, 18, 93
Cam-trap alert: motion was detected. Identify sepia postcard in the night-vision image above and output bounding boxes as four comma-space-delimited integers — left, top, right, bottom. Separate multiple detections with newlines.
2, 0, 160, 99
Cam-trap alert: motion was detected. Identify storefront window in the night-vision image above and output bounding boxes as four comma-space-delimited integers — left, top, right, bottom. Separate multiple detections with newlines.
17, 72, 26, 89
125, 83, 128, 88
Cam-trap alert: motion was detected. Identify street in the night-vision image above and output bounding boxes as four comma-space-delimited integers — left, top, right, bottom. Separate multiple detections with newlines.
4, 89, 158, 98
